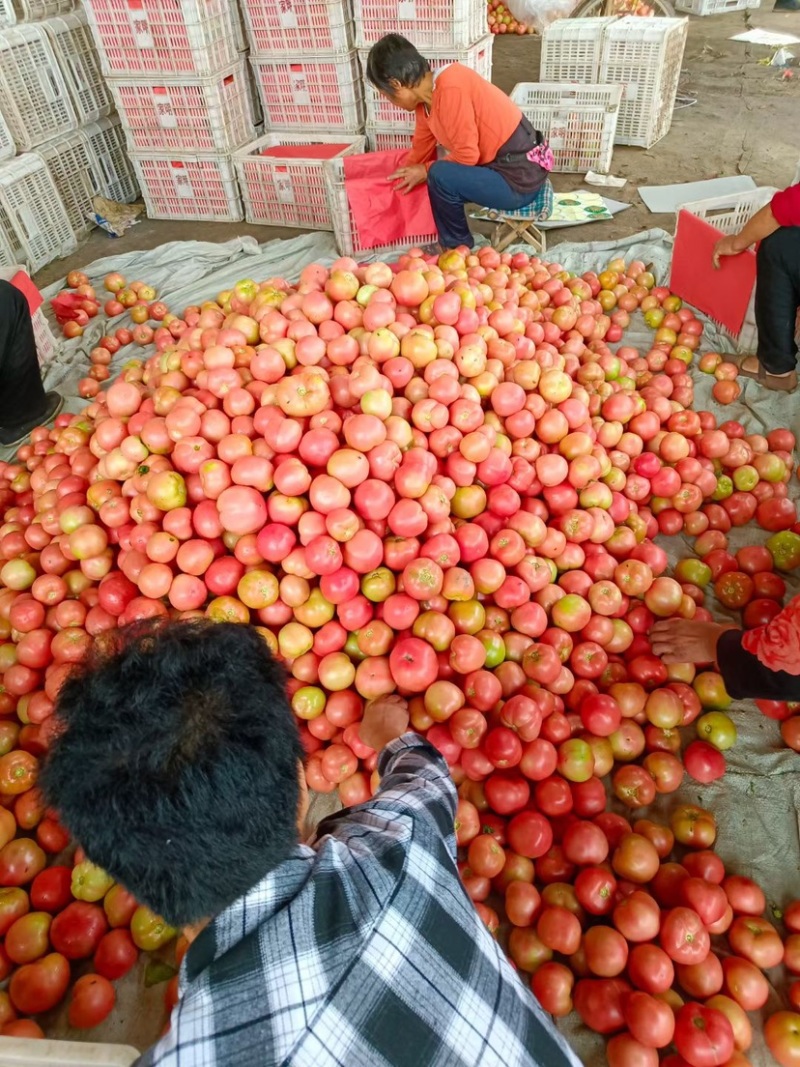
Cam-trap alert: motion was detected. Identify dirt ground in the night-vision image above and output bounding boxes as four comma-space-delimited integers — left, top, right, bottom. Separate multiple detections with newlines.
36, 7, 800, 287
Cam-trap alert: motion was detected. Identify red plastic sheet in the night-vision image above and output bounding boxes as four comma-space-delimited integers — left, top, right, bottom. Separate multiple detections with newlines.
9, 270, 43, 315
670, 210, 757, 336
342, 150, 436, 250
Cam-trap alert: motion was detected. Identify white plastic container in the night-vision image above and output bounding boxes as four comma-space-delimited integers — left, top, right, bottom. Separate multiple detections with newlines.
250, 51, 364, 133
360, 35, 493, 130
34, 128, 96, 240
235, 132, 364, 229
352, 0, 486, 50
365, 125, 413, 153
540, 17, 617, 83
45, 10, 114, 124
0, 106, 13, 161
0, 0, 14, 26
510, 83, 621, 174
132, 152, 243, 221
324, 153, 438, 261
242, 0, 351, 57
675, 0, 758, 15
0, 23, 78, 150
11, 0, 74, 20
80, 116, 139, 203
109, 61, 255, 155
0, 211, 16, 266
0, 153, 76, 271
598, 16, 688, 149
82, 0, 240, 77
0, 1036, 139, 1065
676, 187, 778, 354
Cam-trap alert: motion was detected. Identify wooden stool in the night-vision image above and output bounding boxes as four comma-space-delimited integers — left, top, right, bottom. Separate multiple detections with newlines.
485, 178, 554, 253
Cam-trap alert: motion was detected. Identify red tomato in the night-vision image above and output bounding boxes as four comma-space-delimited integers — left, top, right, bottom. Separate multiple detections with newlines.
674, 1003, 734, 1067
30, 866, 72, 912
660, 906, 710, 965
9, 952, 70, 1014
94, 929, 139, 981
68, 973, 116, 1029
50, 901, 108, 959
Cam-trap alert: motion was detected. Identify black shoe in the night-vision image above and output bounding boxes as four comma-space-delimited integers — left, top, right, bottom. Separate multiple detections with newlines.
0, 391, 64, 448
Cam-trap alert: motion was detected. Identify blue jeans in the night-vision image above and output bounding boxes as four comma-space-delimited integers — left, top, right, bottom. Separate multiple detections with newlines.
427, 160, 540, 249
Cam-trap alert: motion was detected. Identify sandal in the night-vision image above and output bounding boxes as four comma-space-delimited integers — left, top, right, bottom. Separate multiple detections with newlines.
724, 353, 797, 392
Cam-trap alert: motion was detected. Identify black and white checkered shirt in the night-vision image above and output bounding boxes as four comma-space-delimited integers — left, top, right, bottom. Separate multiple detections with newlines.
135, 734, 581, 1067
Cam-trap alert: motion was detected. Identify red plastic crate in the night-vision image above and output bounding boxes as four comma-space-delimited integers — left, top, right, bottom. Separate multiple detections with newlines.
250, 52, 364, 132
83, 0, 240, 77
234, 132, 364, 229
242, 0, 351, 57
109, 62, 255, 154
131, 153, 243, 221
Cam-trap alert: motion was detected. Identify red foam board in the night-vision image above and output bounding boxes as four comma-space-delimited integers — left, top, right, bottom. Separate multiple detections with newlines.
670, 210, 756, 336
10, 270, 43, 315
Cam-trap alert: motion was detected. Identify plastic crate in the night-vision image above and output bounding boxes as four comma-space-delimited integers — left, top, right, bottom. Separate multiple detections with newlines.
234, 132, 364, 229
0, 1035, 138, 1065
0, 0, 14, 25
45, 11, 114, 124
0, 205, 15, 265
352, 0, 485, 50
365, 124, 413, 152
0, 24, 78, 151
109, 62, 254, 154
677, 187, 777, 354
82, 0, 240, 77
132, 152, 242, 220
250, 52, 364, 132
676, 0, 758, 13
0, 153, 77, 271
324, 153, 438, 261
0, 107, 13, 160
34, 128, 96, 240
80, 116, 139, 203
11, 0, 74, 19
360, 35, 493, 129
599, 16, 688, 149
510, 83, 621, 174
242, 0, 351, 57
540, 17, 617, 83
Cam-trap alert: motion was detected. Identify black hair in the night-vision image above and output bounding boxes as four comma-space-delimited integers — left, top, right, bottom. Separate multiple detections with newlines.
366, 34, 431, 95
39, 620, 303, 927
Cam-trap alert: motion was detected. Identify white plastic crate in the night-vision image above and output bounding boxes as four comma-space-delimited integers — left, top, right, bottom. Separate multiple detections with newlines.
0, 106, 13, 160
676, 0, 758, 14
34, 128, 96, 240
510, 83, 621, 174
676, 187, 777, 355
0, 23, 78, 150
109, 61, 255, 154
243, 0, 351, 57
80, 116, 139, 203
0, 205, 16, 265
0, 1035, 138, 1065
352, 0, 486, 50
235, 132, 364, 229
0, 153, 77, 271
250, 52, 364, 132
365, 124, 413, 152
360, 35, 493, 129
599, 16, 688, 149
12, 0, 74, 19
540, 17, 617, 83
0, 0, 14, 25
133, 152, 242, 220
324, 153, 438, 262
82, 0, 240, 77
45, 11, 114, 124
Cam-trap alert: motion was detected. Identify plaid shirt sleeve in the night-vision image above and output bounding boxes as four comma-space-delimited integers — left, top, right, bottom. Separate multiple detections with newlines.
134, 734, 582, 1067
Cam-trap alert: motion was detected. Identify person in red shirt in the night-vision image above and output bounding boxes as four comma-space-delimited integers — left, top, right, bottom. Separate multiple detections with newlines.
713, 182, 800, 391
365, 35, 551, 251
0, 280, 62, 448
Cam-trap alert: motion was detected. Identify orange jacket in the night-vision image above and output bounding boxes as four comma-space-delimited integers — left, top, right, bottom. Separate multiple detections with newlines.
405, 64, 524, 170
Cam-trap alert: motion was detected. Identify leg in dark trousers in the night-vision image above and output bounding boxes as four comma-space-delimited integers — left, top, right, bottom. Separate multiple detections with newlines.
0, 280, 61, 446
427, 161, 539, 250
755, 227, 800, 375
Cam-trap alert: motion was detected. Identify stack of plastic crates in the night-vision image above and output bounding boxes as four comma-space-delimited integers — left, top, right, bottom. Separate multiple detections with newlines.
0, 153, 75, 271
0, 108, 13, 161
80, 0, 253, 220
509, 83, 621, 174
234, 132, 364, 228
45, 10, 114, 123
0, 23, 78, 151
599, 17, 688, 148
363, 35, 493, 153
540, 17, 618, 82
675, 0, 759, 15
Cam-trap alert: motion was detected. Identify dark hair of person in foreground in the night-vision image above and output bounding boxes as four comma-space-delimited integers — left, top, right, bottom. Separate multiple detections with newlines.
39, 620, 303, 927
365, 33, 431, 96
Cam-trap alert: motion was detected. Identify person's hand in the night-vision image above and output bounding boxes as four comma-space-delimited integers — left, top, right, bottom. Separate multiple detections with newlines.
388, 164, 428, 194
650, 620, 737, 664
359, 695, 410, 752
713, 235, 744, 269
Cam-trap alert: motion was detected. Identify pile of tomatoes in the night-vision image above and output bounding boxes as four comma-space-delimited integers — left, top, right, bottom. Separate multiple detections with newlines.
2, 244, 800, 1063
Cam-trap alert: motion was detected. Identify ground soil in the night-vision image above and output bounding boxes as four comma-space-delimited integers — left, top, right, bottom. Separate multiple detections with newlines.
37, 9, 800, 281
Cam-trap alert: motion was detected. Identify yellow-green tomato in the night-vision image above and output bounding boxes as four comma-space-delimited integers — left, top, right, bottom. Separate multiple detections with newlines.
696, 711, 737, 751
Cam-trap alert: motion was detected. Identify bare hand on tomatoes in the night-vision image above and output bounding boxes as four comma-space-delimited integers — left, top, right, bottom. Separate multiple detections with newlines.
359, 695, 409, 752
388, 165, 428, 194
650, 620, 736, 665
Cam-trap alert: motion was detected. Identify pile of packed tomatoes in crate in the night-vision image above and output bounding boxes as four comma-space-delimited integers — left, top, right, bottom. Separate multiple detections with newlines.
2, 245, 800, 1064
